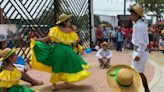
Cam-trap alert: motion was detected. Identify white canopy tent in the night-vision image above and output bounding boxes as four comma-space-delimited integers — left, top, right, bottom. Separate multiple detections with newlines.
0, 24, 17, 41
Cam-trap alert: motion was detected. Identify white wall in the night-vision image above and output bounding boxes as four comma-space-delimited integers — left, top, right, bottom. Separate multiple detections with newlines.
93, 0, 135, 16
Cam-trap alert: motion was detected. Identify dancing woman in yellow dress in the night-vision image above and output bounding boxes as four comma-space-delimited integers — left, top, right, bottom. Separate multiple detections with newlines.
30, 14, 90, 90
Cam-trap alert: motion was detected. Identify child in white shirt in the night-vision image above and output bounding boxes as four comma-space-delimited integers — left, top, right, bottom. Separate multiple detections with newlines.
96, 42, 112, 69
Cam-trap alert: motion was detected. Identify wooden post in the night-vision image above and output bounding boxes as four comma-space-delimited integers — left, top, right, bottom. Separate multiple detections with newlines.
0, 8, 4, 24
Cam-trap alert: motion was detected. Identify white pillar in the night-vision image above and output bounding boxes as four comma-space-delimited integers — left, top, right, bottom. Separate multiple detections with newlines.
90, 0, 96, 43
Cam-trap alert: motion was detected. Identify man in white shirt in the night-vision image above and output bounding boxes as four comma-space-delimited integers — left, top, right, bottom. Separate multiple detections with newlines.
96, 42, 112, 69
129, 4, 150, 92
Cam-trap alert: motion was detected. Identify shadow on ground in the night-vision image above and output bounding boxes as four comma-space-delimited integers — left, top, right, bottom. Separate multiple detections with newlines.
39, 84, 94, 92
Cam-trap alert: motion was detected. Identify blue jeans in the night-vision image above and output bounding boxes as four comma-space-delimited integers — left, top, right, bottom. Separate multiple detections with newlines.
117, 41, 123, 51
103, 38, 108, 42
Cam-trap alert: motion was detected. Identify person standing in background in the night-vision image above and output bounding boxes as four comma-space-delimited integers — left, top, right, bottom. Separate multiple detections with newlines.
116, 26, 124, 52
102, 27, 109, 42
96, 26, 103, 43
112, 27, 117, 49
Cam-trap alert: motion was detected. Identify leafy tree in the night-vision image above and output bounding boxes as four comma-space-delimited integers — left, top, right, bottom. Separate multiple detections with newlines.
136, 0, 164, 20
101, 21, 112, 27
94, 15, 101, 27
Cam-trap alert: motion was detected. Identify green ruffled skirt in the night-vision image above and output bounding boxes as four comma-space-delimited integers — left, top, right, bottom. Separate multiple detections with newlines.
31, 41, 90, 83
33, 41, 89, 73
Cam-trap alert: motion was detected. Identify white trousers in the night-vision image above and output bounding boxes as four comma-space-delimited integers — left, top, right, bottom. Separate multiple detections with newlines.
131, 51, 149, 73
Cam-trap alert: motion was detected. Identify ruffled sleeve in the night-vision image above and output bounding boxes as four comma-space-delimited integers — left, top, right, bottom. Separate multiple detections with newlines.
48, 27, 79, 45
74, 44, 84, 53
0, 68, 21, 88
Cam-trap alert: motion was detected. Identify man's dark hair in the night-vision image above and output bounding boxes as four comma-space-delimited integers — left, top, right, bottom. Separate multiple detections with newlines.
130, 9, 142, 19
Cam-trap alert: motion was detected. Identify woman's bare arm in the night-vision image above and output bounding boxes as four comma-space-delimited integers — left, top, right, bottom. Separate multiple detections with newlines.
33, 36, 50, 42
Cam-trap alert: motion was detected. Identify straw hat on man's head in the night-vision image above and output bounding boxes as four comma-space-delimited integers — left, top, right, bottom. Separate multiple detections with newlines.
56, 14, 72, 25
0, 48, 17, 61
128, 4, 144, 17
107, 65, 142, 92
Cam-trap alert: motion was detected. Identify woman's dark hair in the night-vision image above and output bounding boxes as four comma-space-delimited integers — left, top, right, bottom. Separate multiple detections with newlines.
0, 54, 13, 72
0, 42, 2, 49
58, 22, 65, 27
57, 19, 70, 27
130, 9, 142, 19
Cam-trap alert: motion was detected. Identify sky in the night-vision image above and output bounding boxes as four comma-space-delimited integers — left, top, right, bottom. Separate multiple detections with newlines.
93, 0, 135, 16
93, 0, 154, 21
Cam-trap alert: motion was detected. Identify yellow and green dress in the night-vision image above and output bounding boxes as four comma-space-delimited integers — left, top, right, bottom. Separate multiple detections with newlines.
73, 44, 84, 54
0, 68, 35, 92
30, 26, 90, 84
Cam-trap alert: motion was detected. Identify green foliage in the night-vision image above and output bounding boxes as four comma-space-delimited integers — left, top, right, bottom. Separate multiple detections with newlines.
94, 15, 101, 27
136, 0, 164, 20
101, 21, 112, 27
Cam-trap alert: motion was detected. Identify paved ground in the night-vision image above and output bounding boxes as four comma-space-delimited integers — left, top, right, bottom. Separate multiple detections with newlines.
147, 52, 164, 92
20, 50, 154, 92
149, 52, 164, 66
